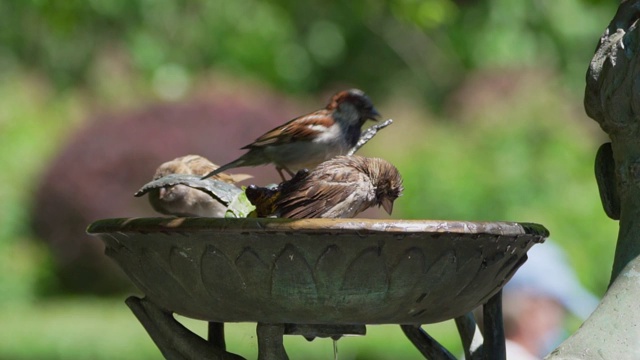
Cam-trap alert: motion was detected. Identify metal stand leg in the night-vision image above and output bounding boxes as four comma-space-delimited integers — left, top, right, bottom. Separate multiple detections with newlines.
127, 292, 506, 360
257, 323, 289, 360
400, 325, 456, 360
126, 296, 245, 360
482, 289, 506, 360
208, 322, 226, 350
454, 312, 484, 360
403, 290, 506, 360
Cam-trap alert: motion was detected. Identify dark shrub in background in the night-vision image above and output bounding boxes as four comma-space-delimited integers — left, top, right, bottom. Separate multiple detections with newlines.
31, 88, 301, 294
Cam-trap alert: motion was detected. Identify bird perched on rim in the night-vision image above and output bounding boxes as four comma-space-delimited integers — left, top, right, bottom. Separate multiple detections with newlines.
146, 155, 252, 217
245, 155, 403, 219
201, 89, 380, 181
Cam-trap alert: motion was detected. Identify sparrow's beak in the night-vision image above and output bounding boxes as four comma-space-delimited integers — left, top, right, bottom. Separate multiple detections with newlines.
368, 107, 381, 121
381, 197, 394, 215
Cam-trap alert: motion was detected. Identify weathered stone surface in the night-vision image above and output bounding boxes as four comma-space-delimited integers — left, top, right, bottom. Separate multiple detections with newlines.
548, 2, 640, 359
87, 217, 547, 325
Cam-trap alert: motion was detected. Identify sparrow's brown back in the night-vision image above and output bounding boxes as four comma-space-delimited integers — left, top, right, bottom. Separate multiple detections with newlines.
242, 112, 334, 149
155, 155, 251, 183
272, 156, 402, 219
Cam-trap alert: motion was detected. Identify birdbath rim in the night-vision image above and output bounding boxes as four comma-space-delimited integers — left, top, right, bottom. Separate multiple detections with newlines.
87, 217, 549, 237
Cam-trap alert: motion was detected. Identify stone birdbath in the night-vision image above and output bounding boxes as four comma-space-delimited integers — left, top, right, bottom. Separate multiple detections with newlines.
87, 217, 548, 359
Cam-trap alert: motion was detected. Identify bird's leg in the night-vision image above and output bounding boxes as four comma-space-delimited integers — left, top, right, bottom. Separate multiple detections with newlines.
276, 167, 287, 181
276, 166, 295, 182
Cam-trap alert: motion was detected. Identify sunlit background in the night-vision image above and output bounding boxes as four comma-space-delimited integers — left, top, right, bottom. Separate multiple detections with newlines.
0, 1, 620, 359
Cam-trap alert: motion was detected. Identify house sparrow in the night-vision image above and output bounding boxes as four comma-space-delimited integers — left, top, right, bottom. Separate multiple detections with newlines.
146, 155, 252, 217
245, 155, 403, 219
202, 89, 380, 181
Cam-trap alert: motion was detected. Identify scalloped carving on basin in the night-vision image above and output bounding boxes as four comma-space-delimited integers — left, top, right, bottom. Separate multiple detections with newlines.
87, 217, 548, 325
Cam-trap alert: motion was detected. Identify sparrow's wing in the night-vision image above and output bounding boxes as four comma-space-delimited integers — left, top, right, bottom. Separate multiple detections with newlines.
279, 186, 349, 218
161, 155, 251, 184
242, 111, 334, 148
245, 170, 310, 217
276, 170, 364, 219
226, 173, 253, 183
178, 155, 218, 175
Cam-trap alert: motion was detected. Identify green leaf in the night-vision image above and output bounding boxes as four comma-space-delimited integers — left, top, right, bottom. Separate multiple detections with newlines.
224, 188, 256, 218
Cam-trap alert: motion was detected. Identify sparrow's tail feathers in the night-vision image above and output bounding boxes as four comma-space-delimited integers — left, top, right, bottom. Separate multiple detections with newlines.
201, 159, 245, 180
228, 173, 253, 183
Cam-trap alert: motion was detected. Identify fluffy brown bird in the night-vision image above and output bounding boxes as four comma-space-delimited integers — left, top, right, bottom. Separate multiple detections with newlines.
202, 89, 380, 180
246, 155, 403, 219
147, 155, 252, 217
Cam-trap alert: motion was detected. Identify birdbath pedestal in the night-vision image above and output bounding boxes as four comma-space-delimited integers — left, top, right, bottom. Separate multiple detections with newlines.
86, 217, 548, 359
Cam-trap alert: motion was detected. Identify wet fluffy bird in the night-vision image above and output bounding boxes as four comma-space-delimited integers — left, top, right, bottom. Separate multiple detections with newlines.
147, 155, 252, 217
246, 155, 403, 219
202, 89, 380, 180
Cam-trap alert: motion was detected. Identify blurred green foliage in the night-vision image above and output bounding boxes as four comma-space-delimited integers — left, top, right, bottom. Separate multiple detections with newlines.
0, 74, 82, 304
0, 0, 616, 102
0, 299, 461, 359
0, 0, 623, 358
386, 76, 616, 294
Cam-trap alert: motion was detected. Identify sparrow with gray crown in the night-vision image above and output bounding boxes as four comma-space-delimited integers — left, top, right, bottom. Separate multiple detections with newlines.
202, 89, 380, 181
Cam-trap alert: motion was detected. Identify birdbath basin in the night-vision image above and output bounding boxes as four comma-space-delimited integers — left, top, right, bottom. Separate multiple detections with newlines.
87, 217, 548, 359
